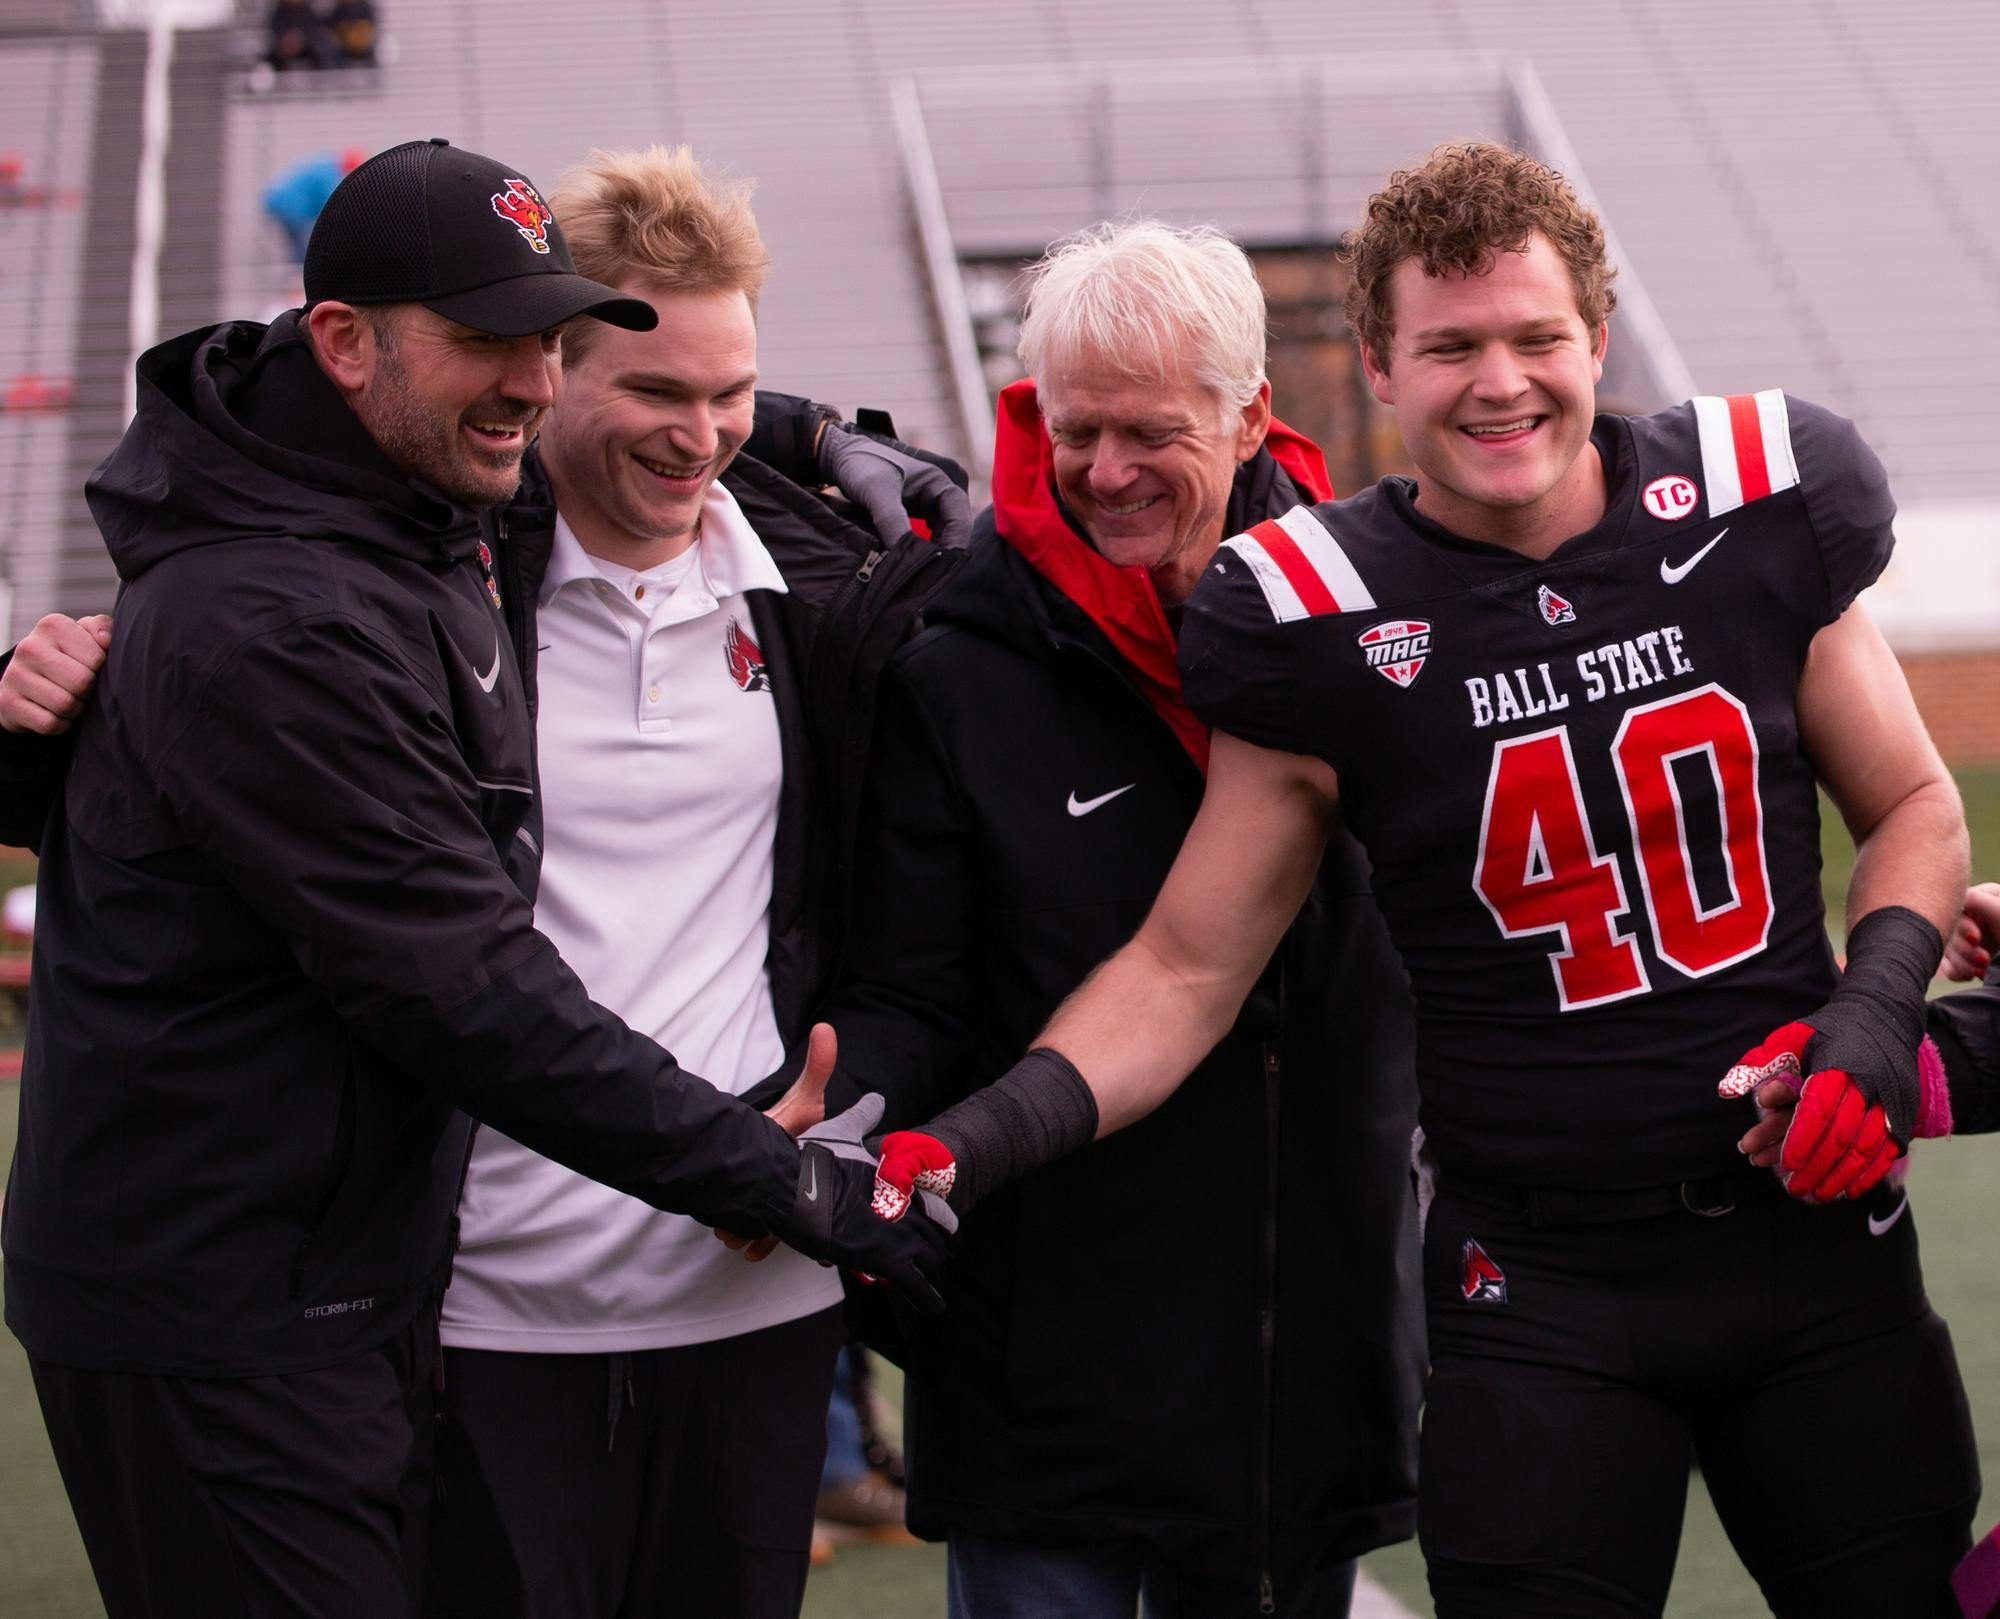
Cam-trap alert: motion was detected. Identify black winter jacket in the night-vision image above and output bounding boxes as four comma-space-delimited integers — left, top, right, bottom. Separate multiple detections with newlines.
1930, 968, 2000, 1136
1, 317, 812, 1375
821, 433, 1424, 1603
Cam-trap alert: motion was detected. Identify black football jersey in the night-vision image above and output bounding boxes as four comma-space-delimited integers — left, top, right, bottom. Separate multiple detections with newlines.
1180, 393, 1895, 1187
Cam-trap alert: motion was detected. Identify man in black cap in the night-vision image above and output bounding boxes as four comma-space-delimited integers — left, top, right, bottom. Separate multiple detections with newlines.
0, 139, 951, 1619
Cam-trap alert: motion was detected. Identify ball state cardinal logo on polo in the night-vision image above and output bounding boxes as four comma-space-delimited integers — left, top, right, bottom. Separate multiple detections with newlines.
724, 619, 769, 693
491, 177, 553, 253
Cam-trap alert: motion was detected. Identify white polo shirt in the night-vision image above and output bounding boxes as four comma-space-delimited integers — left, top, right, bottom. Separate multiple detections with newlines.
442, 481, 843, 1352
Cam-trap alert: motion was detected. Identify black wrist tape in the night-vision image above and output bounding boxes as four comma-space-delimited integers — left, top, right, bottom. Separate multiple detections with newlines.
926, 1047, 1100, 1212
1810, 905, 1943, 1142
1833, 905, 1942, 1019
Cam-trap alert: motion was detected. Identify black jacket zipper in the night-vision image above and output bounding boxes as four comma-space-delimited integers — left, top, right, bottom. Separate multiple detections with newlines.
1063, 617, 1278, 1605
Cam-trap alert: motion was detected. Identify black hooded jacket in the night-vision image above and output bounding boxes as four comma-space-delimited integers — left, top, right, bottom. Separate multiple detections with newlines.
819, 416, 1424, 1602
1, 316, 808, 1376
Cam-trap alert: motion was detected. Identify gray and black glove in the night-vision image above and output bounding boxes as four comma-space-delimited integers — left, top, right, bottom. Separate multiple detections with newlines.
817, 422, 973, 550
777, 1095, 955, 1313
799, 1094, 959, 1232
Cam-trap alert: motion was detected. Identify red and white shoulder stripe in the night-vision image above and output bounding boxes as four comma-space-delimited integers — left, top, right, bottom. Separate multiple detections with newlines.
1691, 390, 1801, 517
1219, 505, 1376, 623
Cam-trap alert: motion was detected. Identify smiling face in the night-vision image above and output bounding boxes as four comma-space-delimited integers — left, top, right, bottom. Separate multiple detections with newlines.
1362, 232, 1608, 555
536, 283, 757, 569
1041, 352, 1271, 605
352, 305, 560, 508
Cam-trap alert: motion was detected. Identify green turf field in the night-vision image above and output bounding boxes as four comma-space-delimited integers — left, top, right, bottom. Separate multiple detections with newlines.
3, 770, 1998, 1617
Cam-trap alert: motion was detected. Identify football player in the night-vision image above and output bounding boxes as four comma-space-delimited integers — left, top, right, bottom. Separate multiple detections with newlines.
867, 142, 1981, 1616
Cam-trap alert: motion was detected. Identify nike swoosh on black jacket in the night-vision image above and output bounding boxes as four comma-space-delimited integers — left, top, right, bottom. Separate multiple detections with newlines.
0, 315, 802, 1376
814, 388, 1423, 1596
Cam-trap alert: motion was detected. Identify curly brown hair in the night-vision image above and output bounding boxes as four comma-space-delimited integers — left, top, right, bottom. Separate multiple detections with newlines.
1340, 141, 1616, 368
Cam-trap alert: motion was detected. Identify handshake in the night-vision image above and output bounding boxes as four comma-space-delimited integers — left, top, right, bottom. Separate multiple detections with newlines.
719, 1025, 964, 1312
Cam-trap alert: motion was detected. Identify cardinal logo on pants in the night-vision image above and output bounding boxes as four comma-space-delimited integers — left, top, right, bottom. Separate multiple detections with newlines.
1461, 1238, 1508, 1303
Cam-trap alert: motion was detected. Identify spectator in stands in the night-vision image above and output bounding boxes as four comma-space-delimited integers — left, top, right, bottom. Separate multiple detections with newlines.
0, 152, 67, 211
261, 147, 364, 263
2, 374, 74, 413
267, 0, 329, 71
0, 138, 955, 1619
327, 0, 379, 68
813, 221, 1422, 1616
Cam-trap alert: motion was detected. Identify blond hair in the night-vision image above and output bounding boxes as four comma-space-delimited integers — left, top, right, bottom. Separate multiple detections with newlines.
1017, 220, 1267, 412
549, 145, 771, 355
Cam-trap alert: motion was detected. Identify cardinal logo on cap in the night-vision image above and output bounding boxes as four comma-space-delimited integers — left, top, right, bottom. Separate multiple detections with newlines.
491, 178, 552, 255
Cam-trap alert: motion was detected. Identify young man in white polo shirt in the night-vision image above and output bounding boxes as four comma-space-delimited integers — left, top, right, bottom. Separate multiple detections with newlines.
424, 146, 862, 1619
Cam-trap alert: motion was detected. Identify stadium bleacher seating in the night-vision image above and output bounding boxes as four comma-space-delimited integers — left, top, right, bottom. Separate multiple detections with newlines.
0, 35, 96, 640
0, 0, 1993, 649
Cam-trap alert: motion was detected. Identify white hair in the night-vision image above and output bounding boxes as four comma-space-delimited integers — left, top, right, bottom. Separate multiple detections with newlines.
1016, 220, 1267, 412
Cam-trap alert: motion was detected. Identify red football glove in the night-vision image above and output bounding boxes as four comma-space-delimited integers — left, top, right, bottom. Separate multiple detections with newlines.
873, 1131, 957, 1221
1720, 1021, 1952, 1203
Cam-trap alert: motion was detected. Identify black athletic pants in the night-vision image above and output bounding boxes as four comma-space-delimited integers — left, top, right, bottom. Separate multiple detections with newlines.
1419, 1174, 1980, 1617
30, 1308, 438, 1619
425, 1304, 845, 1619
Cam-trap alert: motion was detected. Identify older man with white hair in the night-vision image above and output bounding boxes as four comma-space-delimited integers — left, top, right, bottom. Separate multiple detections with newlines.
816, 222, 1422, 1617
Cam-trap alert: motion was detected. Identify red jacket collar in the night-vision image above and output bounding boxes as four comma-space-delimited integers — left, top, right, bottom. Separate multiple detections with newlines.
989, 378, 1331, 773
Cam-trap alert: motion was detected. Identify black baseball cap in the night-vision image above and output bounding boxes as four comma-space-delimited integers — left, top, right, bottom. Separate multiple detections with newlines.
302, 138, 657, 336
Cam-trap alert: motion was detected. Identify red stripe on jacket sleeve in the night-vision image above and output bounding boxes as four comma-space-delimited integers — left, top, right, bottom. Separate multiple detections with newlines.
1247, 519, 1341, 615
1726, 394, 1771, 503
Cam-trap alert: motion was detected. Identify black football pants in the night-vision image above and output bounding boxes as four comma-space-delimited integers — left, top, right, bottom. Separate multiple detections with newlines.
1418, 1176, 1979, 1618
425, 1304, 844, 1619
30, 1308, 437, 1618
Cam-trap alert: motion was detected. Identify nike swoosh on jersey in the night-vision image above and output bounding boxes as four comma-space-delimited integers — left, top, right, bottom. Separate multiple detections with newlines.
803, 1157, 817, 1203
475, 639, 503, 694
1067, 784, 1137, 818
1660, 527, 1728, 584
1866, 1193, 1909, 1237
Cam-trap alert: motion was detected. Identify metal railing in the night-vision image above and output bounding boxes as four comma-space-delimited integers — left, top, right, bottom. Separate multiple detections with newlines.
890, 51, 1699, 481
1504, 58, 1697, 410
890, 77, 998, 488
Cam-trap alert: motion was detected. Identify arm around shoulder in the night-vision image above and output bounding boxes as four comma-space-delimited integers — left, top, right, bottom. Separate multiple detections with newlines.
0, 613, 115, 848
